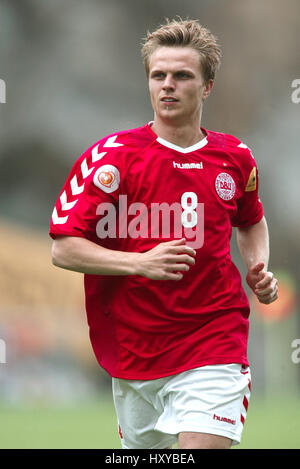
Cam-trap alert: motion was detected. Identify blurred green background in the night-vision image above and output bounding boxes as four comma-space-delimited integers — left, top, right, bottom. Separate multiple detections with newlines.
0, 0, 299, 449
0, 394, 300, 449
0, 395, 300, 449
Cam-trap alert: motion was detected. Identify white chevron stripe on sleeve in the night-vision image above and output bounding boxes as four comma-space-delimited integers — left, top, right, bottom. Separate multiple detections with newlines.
81, 158, 94, 179
70, 174, 84, 195
92, 145, 107, 162
103, 135, 124, 148
52, 207, 69, 225
60, 191, 78, 211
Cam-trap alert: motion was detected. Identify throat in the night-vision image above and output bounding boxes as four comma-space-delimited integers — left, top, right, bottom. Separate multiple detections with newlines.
150, 121, 205, 149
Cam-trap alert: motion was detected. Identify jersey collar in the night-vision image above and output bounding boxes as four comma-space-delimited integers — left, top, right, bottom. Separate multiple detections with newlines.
147, 121, 208, 154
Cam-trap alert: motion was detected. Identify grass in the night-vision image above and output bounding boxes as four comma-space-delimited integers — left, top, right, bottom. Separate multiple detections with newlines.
238, 394, 300, 449
0, 395, 121, 449
0, 393, 299, 449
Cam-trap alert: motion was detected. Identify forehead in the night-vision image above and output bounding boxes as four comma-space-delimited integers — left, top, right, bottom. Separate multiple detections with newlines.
149, 46, 201, 72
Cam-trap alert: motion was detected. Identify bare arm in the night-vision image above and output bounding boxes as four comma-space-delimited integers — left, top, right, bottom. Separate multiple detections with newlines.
51, 236, 196, 281
236, 216, 278, 304
236, 216, 270, 270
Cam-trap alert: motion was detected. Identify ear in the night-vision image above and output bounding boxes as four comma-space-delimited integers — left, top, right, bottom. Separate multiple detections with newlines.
202, 79, 214, 101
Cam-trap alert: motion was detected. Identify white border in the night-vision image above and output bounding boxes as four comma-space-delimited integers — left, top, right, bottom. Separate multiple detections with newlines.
156, 136, 208, 154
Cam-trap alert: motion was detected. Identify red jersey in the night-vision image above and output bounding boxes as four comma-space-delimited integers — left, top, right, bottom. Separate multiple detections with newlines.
49, 123, 264, 379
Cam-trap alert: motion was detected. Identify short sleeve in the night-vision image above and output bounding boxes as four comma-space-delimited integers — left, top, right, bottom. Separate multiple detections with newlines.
231, 147, 264, 228
49, 134, 125, 241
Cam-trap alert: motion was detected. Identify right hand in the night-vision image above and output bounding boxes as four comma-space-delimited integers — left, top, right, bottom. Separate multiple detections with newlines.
136, 238, 196, 281
246, 262, 278, 304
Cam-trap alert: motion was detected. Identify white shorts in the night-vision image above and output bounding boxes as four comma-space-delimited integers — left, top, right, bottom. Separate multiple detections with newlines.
112, 363, 251, 449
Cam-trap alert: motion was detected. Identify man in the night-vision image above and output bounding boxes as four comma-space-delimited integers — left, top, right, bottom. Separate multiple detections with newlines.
49, 18, 278, 449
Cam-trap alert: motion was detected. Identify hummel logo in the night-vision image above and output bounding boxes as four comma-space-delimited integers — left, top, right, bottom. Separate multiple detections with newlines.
213, 413, 236, 425
173, 161, 203, 169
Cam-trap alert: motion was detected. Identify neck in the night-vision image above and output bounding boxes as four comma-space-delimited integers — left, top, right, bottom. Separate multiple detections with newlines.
151, 115, 205, 149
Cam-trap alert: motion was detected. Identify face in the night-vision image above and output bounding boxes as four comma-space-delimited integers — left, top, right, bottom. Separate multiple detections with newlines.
148, 46, 213, 125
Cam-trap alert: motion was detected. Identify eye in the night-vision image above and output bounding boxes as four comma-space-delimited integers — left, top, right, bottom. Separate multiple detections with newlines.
176, 71, 192, 79
151, 72, 165, 79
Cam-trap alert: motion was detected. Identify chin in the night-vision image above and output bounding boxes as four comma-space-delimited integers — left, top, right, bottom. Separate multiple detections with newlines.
159, 109, 183, 121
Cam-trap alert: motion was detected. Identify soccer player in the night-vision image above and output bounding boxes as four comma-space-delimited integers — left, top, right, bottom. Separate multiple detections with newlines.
49, 18, 278, 449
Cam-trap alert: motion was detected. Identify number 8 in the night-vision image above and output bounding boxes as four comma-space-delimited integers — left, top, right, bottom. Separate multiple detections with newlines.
181, 192, 198, 228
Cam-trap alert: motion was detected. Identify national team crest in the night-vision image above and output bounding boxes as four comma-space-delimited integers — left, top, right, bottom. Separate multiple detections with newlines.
94, 164, 120, 193
215, 172, 236, 201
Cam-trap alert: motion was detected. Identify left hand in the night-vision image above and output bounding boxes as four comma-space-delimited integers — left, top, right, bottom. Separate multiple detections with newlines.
246, 262, 278, 304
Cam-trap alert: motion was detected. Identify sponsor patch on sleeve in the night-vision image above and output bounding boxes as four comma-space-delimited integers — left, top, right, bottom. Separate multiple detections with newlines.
245, 166, 257, 192
93, 164, 120, 193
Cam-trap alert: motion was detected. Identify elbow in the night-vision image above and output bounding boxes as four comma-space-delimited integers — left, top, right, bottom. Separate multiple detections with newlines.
51, 241, 63, 268
51, 237, 79, 271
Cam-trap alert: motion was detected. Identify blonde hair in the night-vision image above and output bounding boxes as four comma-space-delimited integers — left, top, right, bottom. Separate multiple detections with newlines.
141, 17, 221, 83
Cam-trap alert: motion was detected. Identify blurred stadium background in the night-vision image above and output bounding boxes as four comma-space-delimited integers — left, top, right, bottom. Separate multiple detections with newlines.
0, 0, 299, 449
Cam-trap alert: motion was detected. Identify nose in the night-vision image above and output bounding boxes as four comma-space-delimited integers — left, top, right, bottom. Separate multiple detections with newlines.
162, 74, 175, 91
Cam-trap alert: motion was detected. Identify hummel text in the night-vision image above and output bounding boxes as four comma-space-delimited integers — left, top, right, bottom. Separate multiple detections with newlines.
213, 413, 236, 425
173, 161, 203, 169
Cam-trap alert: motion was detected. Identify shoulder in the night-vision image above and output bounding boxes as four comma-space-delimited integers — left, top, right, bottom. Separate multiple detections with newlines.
67, 124, 154, 189
206, 129, 257, 167
86, 124, 155, 157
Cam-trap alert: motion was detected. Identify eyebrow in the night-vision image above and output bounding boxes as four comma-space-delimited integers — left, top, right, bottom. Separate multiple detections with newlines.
150, 68, 195, 76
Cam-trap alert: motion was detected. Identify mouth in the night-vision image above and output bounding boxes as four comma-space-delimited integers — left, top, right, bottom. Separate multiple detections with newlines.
160, 96, 179, 103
